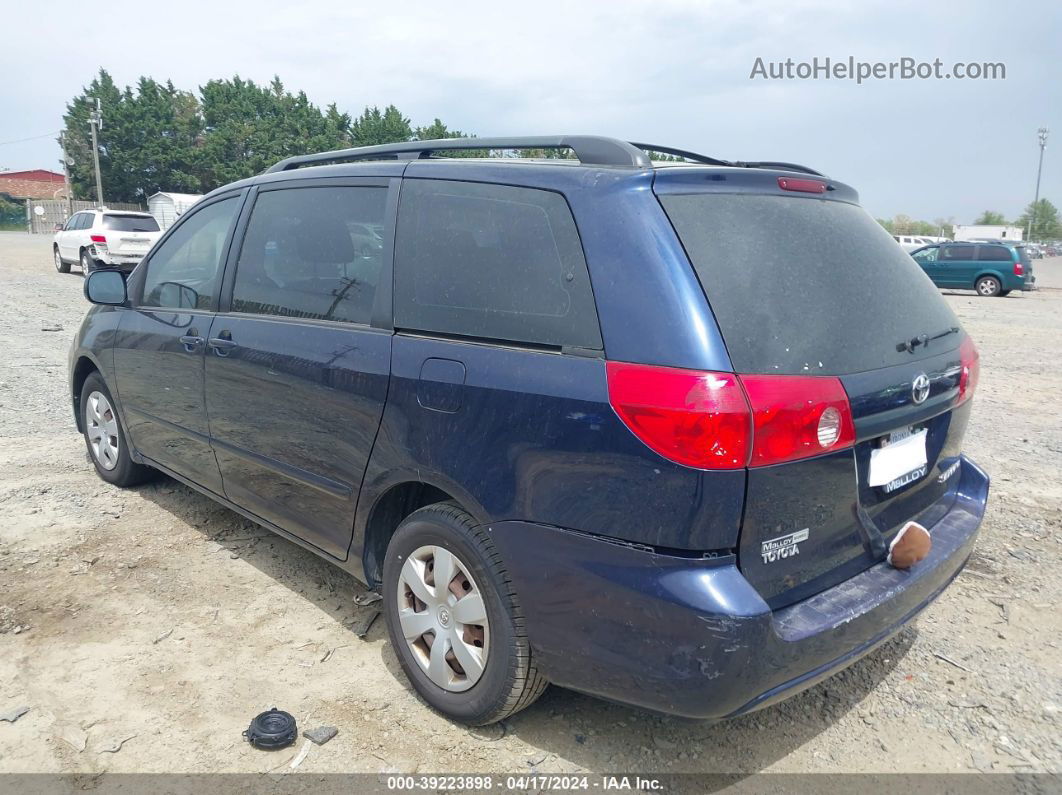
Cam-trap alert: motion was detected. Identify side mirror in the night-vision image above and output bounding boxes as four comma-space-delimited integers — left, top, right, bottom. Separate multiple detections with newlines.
84, 269, 127, 306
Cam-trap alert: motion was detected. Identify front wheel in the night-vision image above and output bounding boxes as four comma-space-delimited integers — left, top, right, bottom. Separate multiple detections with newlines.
976, 276, 1002, 297
80, 372, 154, 487
54, 247, 70, 273
382, 502, 548, 724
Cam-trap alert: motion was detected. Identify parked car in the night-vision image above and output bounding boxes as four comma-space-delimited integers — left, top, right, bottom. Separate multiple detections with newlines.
893, 234, 933, 252
910, 241, 1035, 296
70, 136, 989, 725
53, 209, 162, 274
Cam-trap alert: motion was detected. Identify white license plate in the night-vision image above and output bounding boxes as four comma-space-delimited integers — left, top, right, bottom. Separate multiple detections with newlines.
868, 428, 928, 489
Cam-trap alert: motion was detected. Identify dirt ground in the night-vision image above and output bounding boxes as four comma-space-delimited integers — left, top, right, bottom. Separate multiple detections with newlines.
0, 230, 1059, 777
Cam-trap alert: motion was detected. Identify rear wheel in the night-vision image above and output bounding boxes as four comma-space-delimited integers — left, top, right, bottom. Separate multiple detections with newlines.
976, 276, 1002, 297
80, 372, 154, 487
54, 246, 70, 273
382, 502, 548, 724
80, 248, 98, 273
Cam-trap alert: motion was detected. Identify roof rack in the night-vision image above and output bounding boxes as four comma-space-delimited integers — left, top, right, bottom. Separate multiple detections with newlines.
264, 136, 654, 173
264, 135, 825, 178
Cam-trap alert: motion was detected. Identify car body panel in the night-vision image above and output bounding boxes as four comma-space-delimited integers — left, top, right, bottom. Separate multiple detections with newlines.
488, 455, 987, 719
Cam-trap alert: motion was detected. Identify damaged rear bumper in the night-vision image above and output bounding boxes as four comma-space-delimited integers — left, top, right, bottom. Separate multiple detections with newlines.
486, 454, 989, 720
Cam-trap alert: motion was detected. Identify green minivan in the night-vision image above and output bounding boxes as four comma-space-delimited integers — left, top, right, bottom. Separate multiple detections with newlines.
910, 242, 1035, 297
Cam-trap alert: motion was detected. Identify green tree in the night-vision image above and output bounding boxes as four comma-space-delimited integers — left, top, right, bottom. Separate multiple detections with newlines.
351, 105, 412, 146
974, 210, 1006, 225
1015, 198, 1061, 241
196, 76, 352, 187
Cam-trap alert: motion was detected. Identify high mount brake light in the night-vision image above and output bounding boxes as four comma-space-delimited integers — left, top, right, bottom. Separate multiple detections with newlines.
958, 336, 979, 404
777, 176, 827, 194
606, 362, 856, 470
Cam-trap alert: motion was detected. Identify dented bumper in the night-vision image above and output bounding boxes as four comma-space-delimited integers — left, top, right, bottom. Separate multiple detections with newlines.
486, 454, 989, 720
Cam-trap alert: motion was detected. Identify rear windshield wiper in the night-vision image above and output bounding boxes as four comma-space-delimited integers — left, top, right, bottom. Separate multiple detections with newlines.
896, 326, 960, 353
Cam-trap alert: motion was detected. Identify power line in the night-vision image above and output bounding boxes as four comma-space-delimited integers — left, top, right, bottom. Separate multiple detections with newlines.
0, 130, 60, 147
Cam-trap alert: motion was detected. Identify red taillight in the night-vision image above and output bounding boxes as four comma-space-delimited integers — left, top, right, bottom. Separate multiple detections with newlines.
1014, 260, 1023, 276
605, 362, 751, 469
740, 375, 855, 467
958, 336, 979, 404
90, 234, 107, 244
606, 363, 856, 470
777, 176, 827, 194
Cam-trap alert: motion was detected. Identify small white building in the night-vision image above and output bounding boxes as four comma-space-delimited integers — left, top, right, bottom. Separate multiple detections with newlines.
147, 192, 203, 230
953, 224, 1023, 242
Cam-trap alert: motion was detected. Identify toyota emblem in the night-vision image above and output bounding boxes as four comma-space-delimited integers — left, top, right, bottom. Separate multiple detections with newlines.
911, 373, 931, 405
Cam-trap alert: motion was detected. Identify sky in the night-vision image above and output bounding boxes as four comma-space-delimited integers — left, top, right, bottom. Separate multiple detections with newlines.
1, 0, 1059, 223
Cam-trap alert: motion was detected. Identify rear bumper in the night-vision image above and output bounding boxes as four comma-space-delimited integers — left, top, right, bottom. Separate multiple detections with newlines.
488, 454, 988, 720
92, 247, 144, 269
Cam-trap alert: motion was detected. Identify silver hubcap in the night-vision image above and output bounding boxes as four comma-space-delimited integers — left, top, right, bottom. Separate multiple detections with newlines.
85, 391, 120, 470
978, 279, 997, 295
397, 545, 489, 692
54, 250, 62, 270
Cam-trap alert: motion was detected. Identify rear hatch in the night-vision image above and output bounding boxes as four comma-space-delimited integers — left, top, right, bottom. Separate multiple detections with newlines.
102, 214, 161, 257
1016, 246, 1035, 286
657, 173, 976, 608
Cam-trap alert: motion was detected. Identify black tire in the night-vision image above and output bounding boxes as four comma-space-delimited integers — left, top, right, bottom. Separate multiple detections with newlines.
975, 275, 1002, 297
382, 502, 548, 725
80, 248, 103, 273
79, 372, 154, 487
54, 246, 71, 274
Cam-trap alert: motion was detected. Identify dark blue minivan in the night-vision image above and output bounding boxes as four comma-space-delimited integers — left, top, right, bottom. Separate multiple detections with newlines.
70, 136, 989, 725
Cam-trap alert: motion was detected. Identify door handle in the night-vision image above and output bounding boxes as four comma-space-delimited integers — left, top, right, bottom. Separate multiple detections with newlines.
179, 334, 204, 352
208, 336, 237, 357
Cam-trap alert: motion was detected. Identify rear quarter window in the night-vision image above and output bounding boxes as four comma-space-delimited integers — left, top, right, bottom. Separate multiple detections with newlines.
978, 245, 1013, 261
659, 193, 960, 375
394, 179, 601, 349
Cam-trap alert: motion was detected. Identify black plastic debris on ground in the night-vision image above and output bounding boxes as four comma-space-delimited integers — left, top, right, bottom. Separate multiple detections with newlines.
243, 708, 297, 750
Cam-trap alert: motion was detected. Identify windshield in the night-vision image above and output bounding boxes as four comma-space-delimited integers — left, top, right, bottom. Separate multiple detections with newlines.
660, 193, 961, 375
103, 214, 160, 232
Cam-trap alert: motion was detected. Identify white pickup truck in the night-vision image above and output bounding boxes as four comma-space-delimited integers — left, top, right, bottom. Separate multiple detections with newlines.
53, 209, 162, 274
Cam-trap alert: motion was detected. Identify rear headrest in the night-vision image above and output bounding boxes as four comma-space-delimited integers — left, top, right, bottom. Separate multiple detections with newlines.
294, 216, 355, 263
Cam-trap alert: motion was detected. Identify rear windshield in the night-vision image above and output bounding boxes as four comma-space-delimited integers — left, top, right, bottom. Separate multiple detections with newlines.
660, 194, 960, 375
103, 214, 159, 232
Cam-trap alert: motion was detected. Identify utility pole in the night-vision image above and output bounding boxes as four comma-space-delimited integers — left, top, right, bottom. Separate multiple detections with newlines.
1027, 127, 1048, 242
88, 97, 104, 207
58, 131, 74, 218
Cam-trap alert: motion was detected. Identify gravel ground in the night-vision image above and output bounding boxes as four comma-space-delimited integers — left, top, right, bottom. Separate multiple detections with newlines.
0, 231, 1059, 776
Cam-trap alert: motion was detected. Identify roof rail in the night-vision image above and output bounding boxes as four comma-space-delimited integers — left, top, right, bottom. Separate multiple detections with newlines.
264, 136, 653, 173
631, 143, 824, 176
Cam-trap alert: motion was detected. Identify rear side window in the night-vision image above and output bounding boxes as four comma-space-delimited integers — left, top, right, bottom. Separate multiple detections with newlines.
231, 186, 387, 326
104, 214, 160, 233
660, 194, 959, 375
979, 245, 1012, 261
942, 245, 976, 260
394, 179, 601, 349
